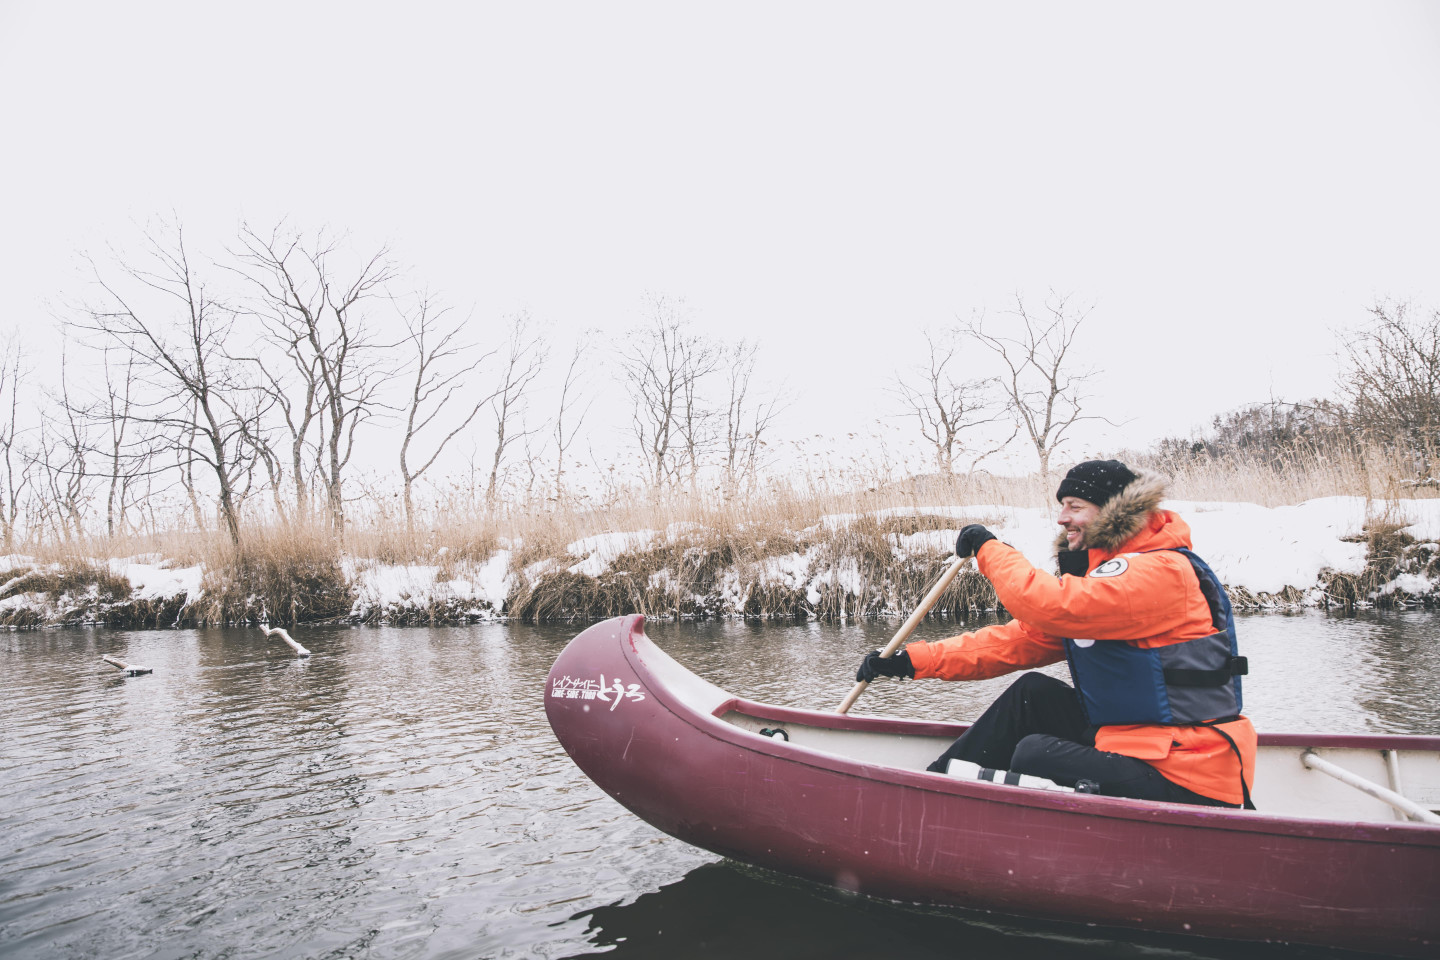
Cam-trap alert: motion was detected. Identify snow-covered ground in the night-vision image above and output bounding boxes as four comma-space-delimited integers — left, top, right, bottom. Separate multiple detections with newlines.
3, 496, 1439, 625
0, 555, 205, 622
883, 497, 1388, 597
107, 557, 206, 601
347, 549, 514, 620
356, 496, 1439, 618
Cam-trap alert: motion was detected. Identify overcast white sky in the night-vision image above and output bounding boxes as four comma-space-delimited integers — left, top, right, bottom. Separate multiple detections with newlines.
2, 1, 1439, 479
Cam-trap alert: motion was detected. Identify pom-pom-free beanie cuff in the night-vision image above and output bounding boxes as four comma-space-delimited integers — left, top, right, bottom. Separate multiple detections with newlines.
1055, 459, 1137, 507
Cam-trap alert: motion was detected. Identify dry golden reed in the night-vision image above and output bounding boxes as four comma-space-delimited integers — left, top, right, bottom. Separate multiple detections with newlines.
6, 442, 1435, 623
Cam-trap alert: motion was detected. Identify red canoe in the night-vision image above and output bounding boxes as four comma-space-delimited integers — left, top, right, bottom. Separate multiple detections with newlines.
545, 615, 1440, 957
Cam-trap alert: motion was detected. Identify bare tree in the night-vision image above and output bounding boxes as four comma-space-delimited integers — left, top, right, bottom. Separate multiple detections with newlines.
519, 433, 543, 505
174, 401, 209, 531
894, 329, 1011, 475
88, 345, 167, 537
234, 224, 400, 536
54, 336, 179, 539
722, 339, 784, 498
129, 462, 161, 538
676, 339, 720, 492
30, 430, 72, 542
224, 388, 286, 519
0, 340, 28, 550
77, 224, 255, 545
397, 294, 495, 530
620, 298, 719, 490
249, 326, 322, 522
553, 334, 595, 502
35, 352, 94, 541
966, 292, 1102, 478
1341, 299, 1440, 476
233, 404, 290, 521
485, 315, 545, 511
461, 441, 487, 518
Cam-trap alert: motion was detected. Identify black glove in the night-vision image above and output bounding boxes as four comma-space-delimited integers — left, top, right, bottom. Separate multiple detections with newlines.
856, 649, 915, 683
955, 524, 997, 559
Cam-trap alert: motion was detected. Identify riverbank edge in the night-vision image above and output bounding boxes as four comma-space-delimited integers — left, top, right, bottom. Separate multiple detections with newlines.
1, 508, 1434, 629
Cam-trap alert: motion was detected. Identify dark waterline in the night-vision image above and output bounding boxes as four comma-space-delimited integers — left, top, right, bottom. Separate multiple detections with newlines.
2, 611, 1436, 959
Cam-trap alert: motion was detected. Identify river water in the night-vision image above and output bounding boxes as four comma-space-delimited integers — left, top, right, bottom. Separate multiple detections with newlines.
2, 611, 1437, 960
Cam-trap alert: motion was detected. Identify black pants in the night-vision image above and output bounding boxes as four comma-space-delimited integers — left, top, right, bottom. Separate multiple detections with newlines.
926, 672, 1237, 808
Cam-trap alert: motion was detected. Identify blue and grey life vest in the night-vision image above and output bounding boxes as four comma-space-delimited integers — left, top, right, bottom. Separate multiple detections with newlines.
1063, 548, 1247, 727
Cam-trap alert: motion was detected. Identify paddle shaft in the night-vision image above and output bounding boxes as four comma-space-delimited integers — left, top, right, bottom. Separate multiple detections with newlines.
836, 555, 967, 714
1302, 750, 1440, 824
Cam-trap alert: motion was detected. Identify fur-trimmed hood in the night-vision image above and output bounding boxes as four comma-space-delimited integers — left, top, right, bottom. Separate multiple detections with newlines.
1054, 468, 1171, 558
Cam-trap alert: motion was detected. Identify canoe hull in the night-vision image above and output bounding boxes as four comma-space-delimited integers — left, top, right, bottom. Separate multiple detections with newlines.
546, 615, 1440, 957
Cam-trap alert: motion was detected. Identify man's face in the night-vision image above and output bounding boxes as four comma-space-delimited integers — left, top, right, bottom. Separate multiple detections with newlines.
1058, 496, 1101, 550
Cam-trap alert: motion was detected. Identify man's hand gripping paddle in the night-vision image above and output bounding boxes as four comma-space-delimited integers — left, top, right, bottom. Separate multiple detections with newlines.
836, 554, 967, 714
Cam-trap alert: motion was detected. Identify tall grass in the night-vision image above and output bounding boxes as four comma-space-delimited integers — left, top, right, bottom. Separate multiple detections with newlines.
5, 441, 1432, 623
14, 440, 1430, 567
1136, 442, 1431, 505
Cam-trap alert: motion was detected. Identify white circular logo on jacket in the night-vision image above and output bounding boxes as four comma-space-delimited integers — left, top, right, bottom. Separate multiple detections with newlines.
1089, 557, 1129, 578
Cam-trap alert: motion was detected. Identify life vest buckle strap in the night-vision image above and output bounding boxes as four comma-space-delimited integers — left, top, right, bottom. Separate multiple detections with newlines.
1194, 715, 1242, 727
1162, 656, 1248, 688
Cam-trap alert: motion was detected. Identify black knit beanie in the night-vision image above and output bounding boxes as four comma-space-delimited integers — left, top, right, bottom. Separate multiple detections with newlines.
1055, 459, 1136, 507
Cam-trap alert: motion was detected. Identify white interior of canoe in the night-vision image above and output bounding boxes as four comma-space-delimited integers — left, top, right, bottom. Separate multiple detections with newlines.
715, 707, 1440, 824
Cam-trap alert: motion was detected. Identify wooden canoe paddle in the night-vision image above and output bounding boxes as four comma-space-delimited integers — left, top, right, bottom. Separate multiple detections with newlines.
836, 554, 967, 714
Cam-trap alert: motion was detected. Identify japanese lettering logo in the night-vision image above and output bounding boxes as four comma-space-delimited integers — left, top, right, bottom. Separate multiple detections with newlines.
550, 674, 646, 711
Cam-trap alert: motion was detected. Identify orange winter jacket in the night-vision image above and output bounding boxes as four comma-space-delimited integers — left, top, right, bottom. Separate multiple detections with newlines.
905, 507, 1257, 805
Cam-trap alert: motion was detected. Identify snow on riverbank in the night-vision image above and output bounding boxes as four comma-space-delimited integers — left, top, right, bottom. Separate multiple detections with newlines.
3, 496, 1439, 626
348, 549, 514, 621
108, 557, 206, 601
825, 497, 1405, 599
496, 496, 1440, 620
902, 497, 1388, 597
0, 554, 204, 625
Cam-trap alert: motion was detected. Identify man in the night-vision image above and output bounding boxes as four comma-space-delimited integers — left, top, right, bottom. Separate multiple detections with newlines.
856, 460, 1255, 808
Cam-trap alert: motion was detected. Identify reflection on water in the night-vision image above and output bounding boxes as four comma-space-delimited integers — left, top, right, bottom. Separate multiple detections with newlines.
0, 611, 1433, 959
563, 861, 1357, 960
1352, 612, 1440, 733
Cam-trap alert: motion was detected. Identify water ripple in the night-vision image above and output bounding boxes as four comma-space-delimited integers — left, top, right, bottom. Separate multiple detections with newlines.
1, 615, 1433, 959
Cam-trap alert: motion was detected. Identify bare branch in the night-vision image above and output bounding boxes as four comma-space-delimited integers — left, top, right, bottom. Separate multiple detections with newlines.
964, 291, 1108, 477
554, 333, 597, 502
893, 329, 1008, 474
723, 339, 786, 498
485, 314, 546, 511
620, 297, 720, 491
1340, 299, 1440, 475
397, 293, 499, 529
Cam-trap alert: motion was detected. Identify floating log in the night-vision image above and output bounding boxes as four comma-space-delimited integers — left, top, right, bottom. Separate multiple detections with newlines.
101, 655, 152, 676
262, 625, 311, 657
